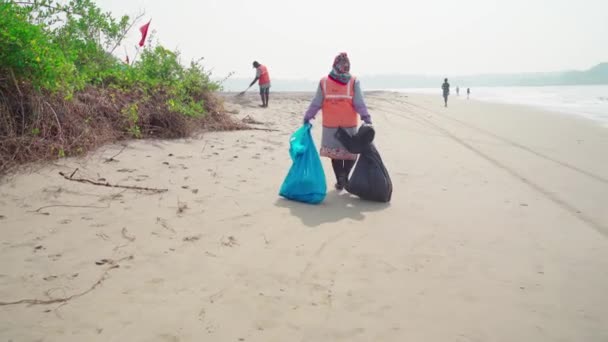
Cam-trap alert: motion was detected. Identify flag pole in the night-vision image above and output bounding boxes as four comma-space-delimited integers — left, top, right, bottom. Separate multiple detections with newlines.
132, 18, 151, 66
131, 46, 139, 66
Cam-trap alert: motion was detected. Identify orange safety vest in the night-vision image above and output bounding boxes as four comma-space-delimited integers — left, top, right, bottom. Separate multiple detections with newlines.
258, 65, 270, 85
321, 76, 358, 128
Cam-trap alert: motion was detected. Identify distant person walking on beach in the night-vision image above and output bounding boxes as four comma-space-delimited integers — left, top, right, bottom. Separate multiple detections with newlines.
249, 61, 271, 107
302, 52, 372, 190
442, 78, 450, 107
467, 87, 471, 99
456, 86, 460, 96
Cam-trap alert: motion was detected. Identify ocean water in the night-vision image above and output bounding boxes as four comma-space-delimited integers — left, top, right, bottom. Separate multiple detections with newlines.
385, 85, 608, 125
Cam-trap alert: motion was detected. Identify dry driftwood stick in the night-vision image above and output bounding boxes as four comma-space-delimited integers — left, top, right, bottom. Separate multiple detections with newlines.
69, 167, 79, 178
59, 169, 168, 193
104, 145, 127, 163
0, 256, 133, 306
31, 203, 110, 213
247, 127, 280, 132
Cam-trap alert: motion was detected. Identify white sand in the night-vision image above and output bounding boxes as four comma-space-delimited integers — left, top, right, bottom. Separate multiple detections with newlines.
1, 92, 607, 341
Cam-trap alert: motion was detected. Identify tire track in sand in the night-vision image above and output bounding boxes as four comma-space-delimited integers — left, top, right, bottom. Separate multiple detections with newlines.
378, 100, 608, 237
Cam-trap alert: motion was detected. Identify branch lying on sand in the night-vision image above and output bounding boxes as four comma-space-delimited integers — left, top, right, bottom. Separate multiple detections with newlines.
31, 203, 110, 213
59, 169, 167, 193
104, 145, 127, 163
241, 115, 264, 125
0, 256, 133, 306
247, 127, 280, 132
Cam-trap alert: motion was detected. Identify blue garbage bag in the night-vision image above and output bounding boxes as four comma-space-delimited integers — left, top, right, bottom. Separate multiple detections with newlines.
279, 124, 327, 204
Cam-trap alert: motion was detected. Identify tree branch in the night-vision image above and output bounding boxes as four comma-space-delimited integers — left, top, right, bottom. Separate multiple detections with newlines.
13, 1, 67, 12
59, 169, 168, 193
109, 11, 145, 54
43, 101, 64, 142
8, 68, 25, 135
30, 203, 110, 213
104, 145, 127, 163
0, 256, 133, 306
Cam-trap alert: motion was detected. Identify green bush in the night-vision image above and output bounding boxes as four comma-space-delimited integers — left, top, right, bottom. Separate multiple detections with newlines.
1, 0, 220, 115
0, 2, 77, 92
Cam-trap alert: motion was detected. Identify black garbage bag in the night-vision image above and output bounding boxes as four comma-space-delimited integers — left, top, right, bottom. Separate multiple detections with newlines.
334, 124, 375, 153
335, 126, 393, 202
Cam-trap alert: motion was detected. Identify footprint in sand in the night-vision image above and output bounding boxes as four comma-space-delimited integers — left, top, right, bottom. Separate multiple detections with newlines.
96, 232, 110, 240
48, 253, 62, 261
264, 140, 284, 147
59, 219, 71, 224
221, 236, 239, 247
183, 235, 201, 242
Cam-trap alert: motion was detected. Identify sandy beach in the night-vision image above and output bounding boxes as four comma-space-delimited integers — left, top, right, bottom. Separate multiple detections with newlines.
1, 92, 607, 341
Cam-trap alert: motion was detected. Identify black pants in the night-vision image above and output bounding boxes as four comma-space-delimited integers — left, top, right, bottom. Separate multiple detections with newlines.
331, 159, 355, 183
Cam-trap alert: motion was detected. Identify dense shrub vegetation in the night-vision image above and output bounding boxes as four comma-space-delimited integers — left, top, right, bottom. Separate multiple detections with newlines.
0, 0, 242, 173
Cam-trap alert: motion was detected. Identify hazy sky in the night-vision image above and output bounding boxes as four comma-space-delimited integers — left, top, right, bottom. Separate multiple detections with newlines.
97, 0, 608, 80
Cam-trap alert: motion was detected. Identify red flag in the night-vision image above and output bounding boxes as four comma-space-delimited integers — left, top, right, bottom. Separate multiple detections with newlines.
138, 20, 151, 47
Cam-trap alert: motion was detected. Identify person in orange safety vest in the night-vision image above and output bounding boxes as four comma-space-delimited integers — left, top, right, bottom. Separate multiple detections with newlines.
249, 61, 271, 108
302, 52, 373, 190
